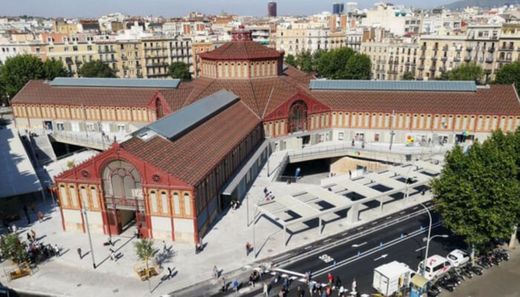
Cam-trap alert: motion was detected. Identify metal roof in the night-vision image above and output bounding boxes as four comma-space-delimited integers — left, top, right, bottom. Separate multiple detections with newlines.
309, 80, 477, 92
49, 77, 181, 89
138, 90, 239, 140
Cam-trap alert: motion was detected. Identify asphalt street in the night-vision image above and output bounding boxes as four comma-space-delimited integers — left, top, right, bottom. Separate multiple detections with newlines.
237, 207, 467, 297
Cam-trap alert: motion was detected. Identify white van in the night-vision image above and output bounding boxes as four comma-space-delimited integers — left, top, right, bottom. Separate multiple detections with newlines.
417, 255, 452, 281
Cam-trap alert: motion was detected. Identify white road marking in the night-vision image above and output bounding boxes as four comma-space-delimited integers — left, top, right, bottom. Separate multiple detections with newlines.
415, 246, 426, 252
373, 254, 388, 261
352, 242, 367, 248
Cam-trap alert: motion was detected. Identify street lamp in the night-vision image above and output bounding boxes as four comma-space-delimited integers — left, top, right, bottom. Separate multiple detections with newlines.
82, 208, 97, 269
418, 203, 448, 277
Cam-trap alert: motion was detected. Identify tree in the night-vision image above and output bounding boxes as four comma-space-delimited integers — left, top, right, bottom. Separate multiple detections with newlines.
78, 60, 116, 78
0, 55, 44, 99
316, 47, 356, 79
345, 53, 372, 80
431, 131, 520, 252
295, 51, 314, 73
285, 54, 296, 67
495, 62, 520, 94
0, 233, 29, 265
168, 62, 191, 81
134, 239, 155, 276
402, 71, 415, 80
443, 63, 483, 83
43, 59, 70, 80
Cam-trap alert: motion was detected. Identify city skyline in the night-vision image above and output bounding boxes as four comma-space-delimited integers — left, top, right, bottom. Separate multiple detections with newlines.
3, 0, 455, 18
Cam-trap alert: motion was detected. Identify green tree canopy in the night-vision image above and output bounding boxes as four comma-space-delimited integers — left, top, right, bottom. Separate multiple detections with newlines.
495, 62, 520, 93
431, 130, 520, 251
345, 53, 372, 80
168, 61, 191, 81
43, 59, 70, 80
295, 50, 314, 73
0, 54, 45, 99
77, 60, 116, 78
402, 71, 415, 80
285, 54, 296, 67
442, 63, 483, 83
0, 233, 29, 264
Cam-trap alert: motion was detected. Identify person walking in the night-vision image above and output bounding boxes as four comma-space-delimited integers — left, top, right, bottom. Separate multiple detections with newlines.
263, 282, 269, 297
167, 267, 173, 279
77, 247, 82, 259
245, 242, 252, 256
213, 265, 219, 279
30, 229, 36, 241
53, 244, 60, 257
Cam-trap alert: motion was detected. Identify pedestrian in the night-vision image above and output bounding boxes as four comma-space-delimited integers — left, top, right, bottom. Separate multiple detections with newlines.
246, 242, 252, 256
263, 282, 269, 297
167, 267, 173, 278
220, 276, 227, 292
37, 211, 44, 223
53, 244, 60, 257
26, 232, 32, 242
351, 139, 355, 147
348, 170, 352, 179
110, 250, 116, 261
334, 276, 342, 289
30, 229, 36, 241
297, 285, 305, 297
23, 205, 30, 224
77, 247, 82, 259
327, 273, 334, 285
11, 224, 17, 234
162, 240, 167, 253
213, 265, 219, 279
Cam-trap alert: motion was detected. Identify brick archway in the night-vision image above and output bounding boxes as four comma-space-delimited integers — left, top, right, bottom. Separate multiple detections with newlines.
288, 100, 308, 133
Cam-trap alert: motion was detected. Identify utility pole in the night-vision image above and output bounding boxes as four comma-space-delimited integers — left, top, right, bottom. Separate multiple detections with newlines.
82, 208, 97, 269
389, 110, 395, 151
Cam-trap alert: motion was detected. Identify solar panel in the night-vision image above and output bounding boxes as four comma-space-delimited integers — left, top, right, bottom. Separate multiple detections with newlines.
309, 80, 477, 92
49, 77, 181, 89
140, 90, 239, 140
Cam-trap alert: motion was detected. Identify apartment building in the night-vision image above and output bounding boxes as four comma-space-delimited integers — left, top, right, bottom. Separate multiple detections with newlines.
496, 23, 520, 68
418, 25, 501, 81
142, 36, 192, 78
46, 35, 98, 75
275, 25, 346, 56
361, 40, 420, 80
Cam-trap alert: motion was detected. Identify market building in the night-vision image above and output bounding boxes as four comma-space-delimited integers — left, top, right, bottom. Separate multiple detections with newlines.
10, 27, 520, 244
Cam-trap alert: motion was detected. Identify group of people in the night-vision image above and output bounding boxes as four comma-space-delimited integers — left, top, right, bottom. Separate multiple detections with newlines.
231, 200, 241, 210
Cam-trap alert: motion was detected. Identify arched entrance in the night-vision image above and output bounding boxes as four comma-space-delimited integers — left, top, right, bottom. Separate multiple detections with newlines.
102, 160, 148, 237
288, 100, 308, 133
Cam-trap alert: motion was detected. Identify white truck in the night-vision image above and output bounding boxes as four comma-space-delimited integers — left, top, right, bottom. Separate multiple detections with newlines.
373, 261, 414, 296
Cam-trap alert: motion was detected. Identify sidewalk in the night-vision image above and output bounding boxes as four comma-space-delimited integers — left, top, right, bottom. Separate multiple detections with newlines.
441, 242, 520, 297
0, 149, 434, 297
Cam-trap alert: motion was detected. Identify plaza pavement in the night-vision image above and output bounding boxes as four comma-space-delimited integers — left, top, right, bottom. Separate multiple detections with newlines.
1, 144, 439, 297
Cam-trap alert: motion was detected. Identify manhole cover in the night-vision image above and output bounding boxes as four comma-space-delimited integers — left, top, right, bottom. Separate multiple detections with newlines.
76, 284, 82, 287
113, 289, 119, 293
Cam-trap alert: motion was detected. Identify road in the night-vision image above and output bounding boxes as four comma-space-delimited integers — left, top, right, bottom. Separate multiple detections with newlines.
235, 205, 466, 297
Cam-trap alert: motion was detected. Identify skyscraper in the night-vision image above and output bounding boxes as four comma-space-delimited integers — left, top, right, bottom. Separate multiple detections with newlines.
332, 2, 345, 15
268, 1, 277, 17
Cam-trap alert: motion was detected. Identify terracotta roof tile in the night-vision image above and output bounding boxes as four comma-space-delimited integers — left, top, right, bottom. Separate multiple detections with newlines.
121, 100, 261, 185
311, 85, 520, 115
199, 41, 282, 60
11, 80, 159, 107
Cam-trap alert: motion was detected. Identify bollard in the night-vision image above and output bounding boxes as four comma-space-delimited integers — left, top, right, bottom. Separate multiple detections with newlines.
357, 251, 361, 256
401, 233, 404, 239
380, 242, 383, 248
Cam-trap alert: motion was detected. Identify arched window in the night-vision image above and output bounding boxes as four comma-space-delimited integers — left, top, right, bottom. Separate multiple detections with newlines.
102, 160, 142, 199
288, 100, 308, 133
155, 97, 164, 119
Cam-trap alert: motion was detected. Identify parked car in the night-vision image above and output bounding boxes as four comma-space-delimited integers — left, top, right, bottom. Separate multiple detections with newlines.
418, 255, 452, 281
447, 249, 470, 268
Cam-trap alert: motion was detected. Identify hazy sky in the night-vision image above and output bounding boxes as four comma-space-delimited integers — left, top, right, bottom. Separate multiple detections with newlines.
3, 0, 455, 18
